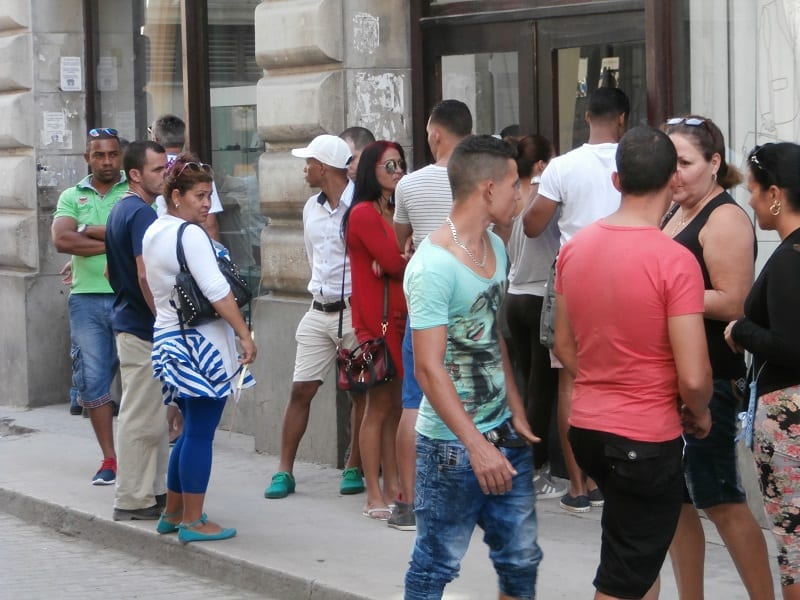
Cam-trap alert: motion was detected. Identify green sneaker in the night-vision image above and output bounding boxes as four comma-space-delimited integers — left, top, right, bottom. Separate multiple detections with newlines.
264, 471, 295, 499
339, 467, 365, 495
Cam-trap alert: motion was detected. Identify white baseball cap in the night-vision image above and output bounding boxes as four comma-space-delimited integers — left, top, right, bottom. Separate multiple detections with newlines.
291, 134, 352, 169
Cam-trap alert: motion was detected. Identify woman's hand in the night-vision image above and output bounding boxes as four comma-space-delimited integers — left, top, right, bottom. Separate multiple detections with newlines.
723, 320, 743, 354
238, 333, 257, 365
371, 259, 384, 278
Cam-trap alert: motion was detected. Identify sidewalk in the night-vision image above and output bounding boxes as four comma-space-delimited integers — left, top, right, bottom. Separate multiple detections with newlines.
0, 405, 778, 599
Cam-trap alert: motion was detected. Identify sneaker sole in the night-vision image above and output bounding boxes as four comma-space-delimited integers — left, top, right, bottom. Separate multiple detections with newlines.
340, 486, 365, 495
264, 489, 294, 499
113, 511, 160, 521
92, 479, 115, 486
537, 490, 566, 500
388, 523, 417, 531
589, 500, 605, 508
559, 501, 591, 513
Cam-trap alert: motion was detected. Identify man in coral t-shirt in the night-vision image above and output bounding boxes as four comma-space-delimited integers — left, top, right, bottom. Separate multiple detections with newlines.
554, 126, 712, 600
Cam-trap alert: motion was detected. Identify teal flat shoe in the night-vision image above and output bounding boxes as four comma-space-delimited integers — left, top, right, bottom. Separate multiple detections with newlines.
178, 516, 236, 544
157, 511, 207, 535
339, 467, 365, 495
264, 471, 295, 499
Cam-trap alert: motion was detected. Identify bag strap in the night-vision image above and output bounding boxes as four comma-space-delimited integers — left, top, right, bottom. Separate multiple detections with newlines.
337, 249, 347, 343
380, 277, 389, 336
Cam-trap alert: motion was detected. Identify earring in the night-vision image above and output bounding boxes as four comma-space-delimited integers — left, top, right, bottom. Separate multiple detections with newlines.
175, 203, 180, 208
711, 172, 717, 182
769, 200, 782, 216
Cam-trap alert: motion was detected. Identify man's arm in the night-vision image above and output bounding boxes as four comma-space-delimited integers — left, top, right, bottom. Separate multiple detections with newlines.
51, 216, 106, 256
522, 193, 559, 238
553, 292, 578, 378
135, 255, 156, 315
394, 222, 413, 254
497, 332, 539, 444
202, 212, 221, 242
413, 326, 517, 495
668, 313, 713, 437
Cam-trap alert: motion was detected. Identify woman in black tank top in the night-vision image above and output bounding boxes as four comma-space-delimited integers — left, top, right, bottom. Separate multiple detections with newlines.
660, 116, 774, 599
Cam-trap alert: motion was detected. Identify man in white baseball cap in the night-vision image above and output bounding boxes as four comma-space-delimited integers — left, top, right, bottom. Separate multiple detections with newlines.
291, 134, 352, 170
264, 133, 368, 500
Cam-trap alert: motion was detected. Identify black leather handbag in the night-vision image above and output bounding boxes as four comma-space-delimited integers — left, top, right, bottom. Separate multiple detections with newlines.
171, 222, 251, 326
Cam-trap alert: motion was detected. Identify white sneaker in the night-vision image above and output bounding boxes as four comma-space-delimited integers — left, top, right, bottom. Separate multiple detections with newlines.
534, 469, 567, 500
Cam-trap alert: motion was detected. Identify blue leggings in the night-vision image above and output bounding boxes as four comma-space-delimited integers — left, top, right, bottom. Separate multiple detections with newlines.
167, 397, 225, 494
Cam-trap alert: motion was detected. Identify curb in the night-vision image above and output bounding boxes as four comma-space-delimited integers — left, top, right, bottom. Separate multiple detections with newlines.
0, 487, 371, 600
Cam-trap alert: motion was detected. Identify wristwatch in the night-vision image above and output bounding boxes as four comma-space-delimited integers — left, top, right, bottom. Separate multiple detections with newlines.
77, 224, 87, 234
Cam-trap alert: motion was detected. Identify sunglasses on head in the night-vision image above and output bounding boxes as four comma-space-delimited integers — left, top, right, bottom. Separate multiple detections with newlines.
749, 145, 776, 182
378, 159, 406, 175
172, 161, 213, 178
88, 127, 119, 138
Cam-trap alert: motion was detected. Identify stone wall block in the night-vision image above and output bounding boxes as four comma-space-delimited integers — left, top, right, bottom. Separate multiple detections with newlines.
343, 0, 410, 68
0, 33, 32, 90
257, 150, 315, 219
0, 213, 37, 269
0, 0, 31, 31
260, 221, 311, 296
345, 69, 411, 145
255, 0, 343, 69
0, 155, 35, 210
33, 33, 85, 93
0, 91, 34, 148
257, 71, 345, 143
30, 0, 82, 33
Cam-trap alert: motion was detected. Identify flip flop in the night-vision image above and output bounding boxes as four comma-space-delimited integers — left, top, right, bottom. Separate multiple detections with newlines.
362, 507, 392, 521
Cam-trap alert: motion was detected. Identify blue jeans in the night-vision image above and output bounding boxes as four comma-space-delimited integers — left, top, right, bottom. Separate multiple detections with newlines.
402, 320, 423, 409
405, 430, 541, 600
68, 293, 119, 408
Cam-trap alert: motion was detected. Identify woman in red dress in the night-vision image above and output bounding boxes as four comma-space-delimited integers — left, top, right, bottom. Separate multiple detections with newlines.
343, 141, 408, 520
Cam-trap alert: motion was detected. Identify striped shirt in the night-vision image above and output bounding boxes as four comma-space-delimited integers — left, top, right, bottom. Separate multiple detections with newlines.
393, 165, 453, 250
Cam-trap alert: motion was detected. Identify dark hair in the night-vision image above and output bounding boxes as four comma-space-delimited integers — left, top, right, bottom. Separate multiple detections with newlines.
123, 140, 165, 179
587, 87, 630, 121
615, 126, 677, 195
163, 152, 213, 199
662, 115, 742, 189
499, 124, 521, 139
429, 99, 473, 138
448, 135, 517, 199
342, 140, 406, 236
513, 134, 554, 179
339, 126, 376, 152
748, 142, 800, 212
152, 114, 185, 147
86, 133, 120, 153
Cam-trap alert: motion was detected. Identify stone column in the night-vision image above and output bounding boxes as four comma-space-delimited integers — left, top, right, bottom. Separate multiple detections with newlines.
248, 0, 410, 466
0, 0, 87, 407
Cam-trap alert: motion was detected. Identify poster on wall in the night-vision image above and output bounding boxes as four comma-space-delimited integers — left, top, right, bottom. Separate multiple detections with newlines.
60, 57, 82, 92
598, 56, 620, 88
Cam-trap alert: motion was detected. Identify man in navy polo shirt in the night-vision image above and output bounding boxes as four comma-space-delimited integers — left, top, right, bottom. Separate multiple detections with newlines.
105, 140, 170, 521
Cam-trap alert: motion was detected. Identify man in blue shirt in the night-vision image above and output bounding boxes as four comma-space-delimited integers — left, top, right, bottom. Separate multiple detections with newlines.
105, 140, 169, 520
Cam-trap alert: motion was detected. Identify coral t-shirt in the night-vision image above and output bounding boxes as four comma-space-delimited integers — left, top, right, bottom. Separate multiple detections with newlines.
556, 221, 704, 442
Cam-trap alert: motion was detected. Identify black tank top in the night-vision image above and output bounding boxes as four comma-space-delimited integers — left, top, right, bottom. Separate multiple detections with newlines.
668, 191, 749, 380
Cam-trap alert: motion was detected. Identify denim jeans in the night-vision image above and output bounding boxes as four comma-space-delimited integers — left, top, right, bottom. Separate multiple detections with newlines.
68, 293, 119, 408
401, 320, 423, 409
405, 430, 542, 600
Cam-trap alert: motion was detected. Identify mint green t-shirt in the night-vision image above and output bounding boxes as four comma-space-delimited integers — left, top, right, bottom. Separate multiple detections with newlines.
53, 173, 128, 294
403, 232, 511, 441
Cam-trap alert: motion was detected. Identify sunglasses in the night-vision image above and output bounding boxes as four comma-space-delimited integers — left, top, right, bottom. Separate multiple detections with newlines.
378, 159, 406, 175
172, 161, 213, 178
88, 127, 119, 138
749, 145, 775, 182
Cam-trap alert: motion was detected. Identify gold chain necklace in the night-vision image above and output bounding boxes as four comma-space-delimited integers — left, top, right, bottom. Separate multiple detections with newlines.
669, 207, 686, 236
446, 217, 487, 268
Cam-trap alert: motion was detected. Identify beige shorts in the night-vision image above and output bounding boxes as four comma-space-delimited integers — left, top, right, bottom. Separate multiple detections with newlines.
293, 304, 359, 383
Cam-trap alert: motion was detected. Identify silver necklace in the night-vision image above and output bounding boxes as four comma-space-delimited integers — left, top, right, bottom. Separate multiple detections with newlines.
446, 217, 487, 268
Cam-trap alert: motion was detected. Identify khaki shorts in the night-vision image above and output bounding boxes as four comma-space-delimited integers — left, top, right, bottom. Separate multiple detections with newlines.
293, 304, 359, 383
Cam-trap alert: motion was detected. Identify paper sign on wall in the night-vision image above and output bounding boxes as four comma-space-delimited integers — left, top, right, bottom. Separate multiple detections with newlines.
60, 57, 82, 91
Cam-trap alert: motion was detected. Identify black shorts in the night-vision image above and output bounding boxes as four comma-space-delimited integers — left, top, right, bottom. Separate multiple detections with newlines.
569, 426, 684, 599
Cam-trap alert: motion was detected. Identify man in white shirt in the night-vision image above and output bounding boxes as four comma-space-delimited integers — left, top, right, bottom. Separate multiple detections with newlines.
389, 99, 472, 531
264, 134, 367, 499
523, 86, 629, 513
150, 114, 224, 241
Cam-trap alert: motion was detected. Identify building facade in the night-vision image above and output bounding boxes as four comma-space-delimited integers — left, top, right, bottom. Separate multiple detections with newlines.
1, 0, 796, 467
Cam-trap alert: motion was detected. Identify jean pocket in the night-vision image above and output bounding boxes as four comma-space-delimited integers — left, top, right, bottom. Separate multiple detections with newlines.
605, 441, 677, 493
437, 442, 471, 471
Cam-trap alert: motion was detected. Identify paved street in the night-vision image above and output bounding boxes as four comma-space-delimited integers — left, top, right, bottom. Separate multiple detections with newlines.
0, 513, 269, 600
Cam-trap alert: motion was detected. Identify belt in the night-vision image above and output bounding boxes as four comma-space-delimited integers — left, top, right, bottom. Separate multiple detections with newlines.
312, 298, 349, 313
483, 420, 528, 448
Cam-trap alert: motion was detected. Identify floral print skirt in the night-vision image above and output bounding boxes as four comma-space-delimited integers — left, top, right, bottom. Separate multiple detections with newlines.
753, 384, 800, 587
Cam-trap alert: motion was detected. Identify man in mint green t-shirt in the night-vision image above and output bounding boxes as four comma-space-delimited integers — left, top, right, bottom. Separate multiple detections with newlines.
52, 128, 128, 486
403, 135, 541, 600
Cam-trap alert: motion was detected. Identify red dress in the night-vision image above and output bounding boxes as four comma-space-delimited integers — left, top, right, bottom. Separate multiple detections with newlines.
346, 202, 408, 377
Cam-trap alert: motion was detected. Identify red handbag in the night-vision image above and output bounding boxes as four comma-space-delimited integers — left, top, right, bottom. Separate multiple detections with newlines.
336, 278, 395, 392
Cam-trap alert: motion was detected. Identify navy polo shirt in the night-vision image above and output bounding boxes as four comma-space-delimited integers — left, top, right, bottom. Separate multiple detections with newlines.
105, 194, 158, 341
